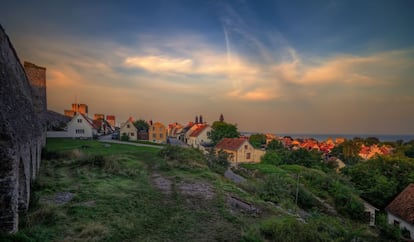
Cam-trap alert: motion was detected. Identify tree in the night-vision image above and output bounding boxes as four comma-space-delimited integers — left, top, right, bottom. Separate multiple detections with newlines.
261, 151, 283, 165
209, 121, 239, 144
267, 139, 285, 151
249, 133, 266, 149
332, 140, 361, 165
364, 137, 380, 146
134, 119, 149, 132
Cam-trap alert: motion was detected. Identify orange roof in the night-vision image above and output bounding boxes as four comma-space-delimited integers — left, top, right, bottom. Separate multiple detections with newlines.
190, 125, 209, 137
385, 184, 414, 224
215, 137, 248, 151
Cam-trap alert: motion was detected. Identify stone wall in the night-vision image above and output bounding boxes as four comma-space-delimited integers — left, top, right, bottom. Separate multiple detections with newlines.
0, 25, 45, 233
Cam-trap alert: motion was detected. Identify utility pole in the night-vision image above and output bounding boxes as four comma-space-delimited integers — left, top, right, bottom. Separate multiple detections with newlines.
295, 172, 300, 212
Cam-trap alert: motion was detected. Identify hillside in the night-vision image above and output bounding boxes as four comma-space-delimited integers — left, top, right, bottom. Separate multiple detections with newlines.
0, 139, 387, 241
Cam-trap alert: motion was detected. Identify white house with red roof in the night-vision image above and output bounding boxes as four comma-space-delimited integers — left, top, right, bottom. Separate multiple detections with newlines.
66, 113, 98, 138
186, 124, 212, 151
120, 117, 138, 141
385, 183, 414, 240
215, 137, 264, 165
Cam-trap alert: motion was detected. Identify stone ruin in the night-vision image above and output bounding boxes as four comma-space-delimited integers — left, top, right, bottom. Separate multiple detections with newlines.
0, 25, 46, 233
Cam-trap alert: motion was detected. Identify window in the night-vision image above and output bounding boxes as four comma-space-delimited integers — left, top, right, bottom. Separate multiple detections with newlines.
152, 127, 155, 131
159, 133, 163, 138
153, 134, 156, 138
77, 119, 82, 123
127, 124, 130, 128
244, 145, 248, 149
130, 132, 134, 136
75, 129, 85, 134
246, 152, 251, 159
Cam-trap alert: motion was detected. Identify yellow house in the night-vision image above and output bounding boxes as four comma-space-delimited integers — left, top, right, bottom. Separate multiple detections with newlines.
215, 137, 263, 165
149, 122, 167, 143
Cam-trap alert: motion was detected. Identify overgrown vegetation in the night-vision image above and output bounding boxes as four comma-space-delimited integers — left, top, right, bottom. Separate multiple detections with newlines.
0, 138, 394, 241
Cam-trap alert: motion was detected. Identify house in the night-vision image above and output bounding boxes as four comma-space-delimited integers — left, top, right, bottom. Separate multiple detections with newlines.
215, 137, 263, 165
177, 122, 194, 143
66, 113, 98, 138
93, 119, 114, 135
149, 122, 167, 143
119, 118, 137, 141
187, 124, 212, 152
385, 183, 414, 240
363, 200, 379, 227
359, 144, 393, 160
168, 122, 184, 138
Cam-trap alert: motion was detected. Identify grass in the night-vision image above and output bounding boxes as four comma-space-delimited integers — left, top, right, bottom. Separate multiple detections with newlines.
1, 139, 255, 241
1, 138, 380, 241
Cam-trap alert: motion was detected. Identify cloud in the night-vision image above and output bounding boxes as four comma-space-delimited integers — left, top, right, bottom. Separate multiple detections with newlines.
124, 55, 193, 73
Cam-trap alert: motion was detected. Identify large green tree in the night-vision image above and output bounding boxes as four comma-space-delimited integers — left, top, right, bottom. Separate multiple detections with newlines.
249, 133, 267, 149
209, 121, 239, 144
134, 119, 149, 132
331, 140, 361, 165
343, 156, 414, 208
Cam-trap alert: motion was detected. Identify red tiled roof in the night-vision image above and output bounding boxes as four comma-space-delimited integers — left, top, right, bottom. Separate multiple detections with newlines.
189, 125, 209, 137
93, 119, 102, 128
215, 137, 248, 151
385, 183, 414, 224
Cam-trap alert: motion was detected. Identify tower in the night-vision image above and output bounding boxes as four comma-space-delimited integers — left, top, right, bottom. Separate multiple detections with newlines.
24, 61, 46, 114
219, 114, 224, 122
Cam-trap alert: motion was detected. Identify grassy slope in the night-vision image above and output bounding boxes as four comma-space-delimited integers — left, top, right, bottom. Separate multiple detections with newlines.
3, 139, 255, 241
1, 139, 378, 241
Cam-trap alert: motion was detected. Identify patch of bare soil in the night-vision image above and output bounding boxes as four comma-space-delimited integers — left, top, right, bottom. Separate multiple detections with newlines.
40, 192, 74, 205
151, 173, 172, 194
178, 182, 215, 200
151, 173, 215, 200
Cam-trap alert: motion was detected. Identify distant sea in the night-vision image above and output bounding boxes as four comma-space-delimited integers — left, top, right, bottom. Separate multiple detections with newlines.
240, 132, 414, 143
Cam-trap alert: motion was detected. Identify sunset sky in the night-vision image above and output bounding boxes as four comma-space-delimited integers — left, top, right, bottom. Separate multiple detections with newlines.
2, 0, 414, 134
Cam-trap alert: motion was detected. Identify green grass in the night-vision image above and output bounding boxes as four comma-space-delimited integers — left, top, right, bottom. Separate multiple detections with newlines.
1, 139, 253, 241
0, 138, 380, 241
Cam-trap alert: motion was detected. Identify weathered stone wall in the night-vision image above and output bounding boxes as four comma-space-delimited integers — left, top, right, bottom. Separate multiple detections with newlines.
0, 25, 45, 233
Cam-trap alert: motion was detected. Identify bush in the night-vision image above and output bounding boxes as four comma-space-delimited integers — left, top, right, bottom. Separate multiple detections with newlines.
376, 213, 403, 241
121, 134, 129, 141
158, 145, 208, 170
207, 150, 230, 174
259, 217, 320, 242
258, 174, 293, 204
41, 148, 62, 160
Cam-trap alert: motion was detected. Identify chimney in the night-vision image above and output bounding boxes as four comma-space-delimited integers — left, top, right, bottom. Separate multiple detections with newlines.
195, 115, 199, 124
199, 115, 203, 124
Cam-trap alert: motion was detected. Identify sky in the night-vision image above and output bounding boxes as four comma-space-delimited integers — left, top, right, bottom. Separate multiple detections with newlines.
2, 0, 414, 134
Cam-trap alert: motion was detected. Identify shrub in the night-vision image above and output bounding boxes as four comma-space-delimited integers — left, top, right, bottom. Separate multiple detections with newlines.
259, 217, 320, 242
121, 134, 129, 141
207, 150, 230, 174
158, 145, 208, 170
41, 148, 62, 160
